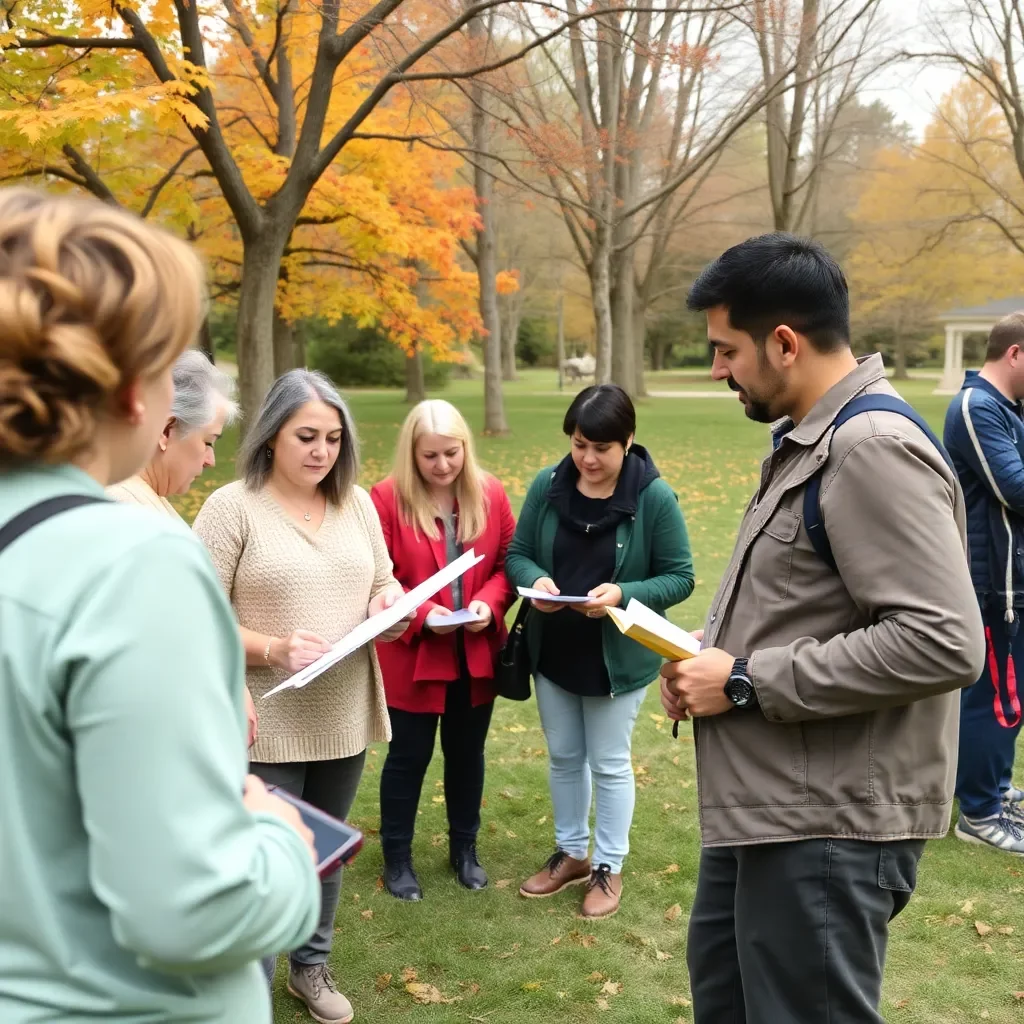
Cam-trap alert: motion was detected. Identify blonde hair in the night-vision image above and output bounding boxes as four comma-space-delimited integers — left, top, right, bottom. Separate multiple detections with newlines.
392, 399, 488, 542
0, 188, 205, 464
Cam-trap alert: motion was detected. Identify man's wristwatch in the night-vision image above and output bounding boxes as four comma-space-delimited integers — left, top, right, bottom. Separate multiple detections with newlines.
724, 658, 757, 709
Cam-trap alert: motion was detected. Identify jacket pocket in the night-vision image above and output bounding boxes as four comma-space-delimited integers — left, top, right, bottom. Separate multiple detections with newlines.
748, 506, 800, 602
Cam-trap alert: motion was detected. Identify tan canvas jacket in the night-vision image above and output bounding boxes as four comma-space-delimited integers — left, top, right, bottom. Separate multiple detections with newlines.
698, 354, 985, 847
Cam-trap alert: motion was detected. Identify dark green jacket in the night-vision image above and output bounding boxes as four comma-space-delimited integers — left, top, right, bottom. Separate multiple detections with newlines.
505, 452, 695, 695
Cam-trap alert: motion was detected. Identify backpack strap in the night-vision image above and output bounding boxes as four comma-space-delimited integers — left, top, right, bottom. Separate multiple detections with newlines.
0, 494, 107, 558
802, 394, 954, 572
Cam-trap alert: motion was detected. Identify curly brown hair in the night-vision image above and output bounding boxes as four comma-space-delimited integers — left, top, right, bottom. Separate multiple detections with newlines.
0, 188, 205, 464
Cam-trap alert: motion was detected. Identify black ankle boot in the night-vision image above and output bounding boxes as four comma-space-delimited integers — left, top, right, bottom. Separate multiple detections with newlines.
383, 856, 422, 901
450, 843, 488, 890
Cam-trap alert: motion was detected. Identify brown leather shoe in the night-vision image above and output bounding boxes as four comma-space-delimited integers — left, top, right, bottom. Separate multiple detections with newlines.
579, 864, 622, 919
519, 850, 591, 898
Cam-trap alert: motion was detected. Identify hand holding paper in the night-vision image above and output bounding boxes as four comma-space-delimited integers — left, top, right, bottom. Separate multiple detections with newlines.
265, 548, 485, 699
425, 607, 484, 630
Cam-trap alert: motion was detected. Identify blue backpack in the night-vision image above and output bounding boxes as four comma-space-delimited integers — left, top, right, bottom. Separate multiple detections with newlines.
803, 394, 955, 571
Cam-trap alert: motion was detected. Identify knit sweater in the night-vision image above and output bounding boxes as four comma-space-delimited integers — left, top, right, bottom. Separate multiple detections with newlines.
106, 475, 180, 519
193, 480, 396, 762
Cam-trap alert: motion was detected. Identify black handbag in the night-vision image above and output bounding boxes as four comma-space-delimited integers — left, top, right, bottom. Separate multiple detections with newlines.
493, 599, 532, 701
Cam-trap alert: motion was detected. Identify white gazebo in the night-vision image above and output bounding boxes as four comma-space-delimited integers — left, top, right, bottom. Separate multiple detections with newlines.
935, 296, 1024, 394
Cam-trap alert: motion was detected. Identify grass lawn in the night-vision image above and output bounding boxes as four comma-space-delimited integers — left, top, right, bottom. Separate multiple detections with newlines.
175, 372, 1024, 1024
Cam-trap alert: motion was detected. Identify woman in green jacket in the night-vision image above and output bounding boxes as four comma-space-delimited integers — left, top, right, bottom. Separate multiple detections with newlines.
506, 383, 694, 919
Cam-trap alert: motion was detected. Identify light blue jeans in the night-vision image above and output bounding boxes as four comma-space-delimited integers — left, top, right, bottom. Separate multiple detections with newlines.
534, 672, 648, 874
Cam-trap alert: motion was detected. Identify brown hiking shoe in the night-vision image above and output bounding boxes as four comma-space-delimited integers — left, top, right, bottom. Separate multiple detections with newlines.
579, 864, 622, 919
519, 850, 591, 898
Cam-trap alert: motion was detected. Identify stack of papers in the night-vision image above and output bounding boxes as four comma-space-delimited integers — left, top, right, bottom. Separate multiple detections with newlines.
264, 548, 485, 698
606, 599, 702, 661
424, 608, 483, 628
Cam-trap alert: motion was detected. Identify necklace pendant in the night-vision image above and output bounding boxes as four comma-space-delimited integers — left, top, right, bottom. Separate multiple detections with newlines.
304, 512, 311, 522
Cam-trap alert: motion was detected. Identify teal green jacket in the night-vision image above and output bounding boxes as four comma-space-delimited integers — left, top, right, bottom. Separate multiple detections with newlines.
0, 465, 320, 1024
505, 453, 694, 695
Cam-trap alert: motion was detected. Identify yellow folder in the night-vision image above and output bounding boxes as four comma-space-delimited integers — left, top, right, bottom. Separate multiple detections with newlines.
606, 599, 702, 662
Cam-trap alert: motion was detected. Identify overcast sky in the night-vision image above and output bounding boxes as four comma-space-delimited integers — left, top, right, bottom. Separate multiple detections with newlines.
862, 0, 962, 138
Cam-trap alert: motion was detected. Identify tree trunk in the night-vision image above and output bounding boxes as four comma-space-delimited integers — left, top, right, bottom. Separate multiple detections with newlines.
632, 302, 647, 397
273, 310, 296, 377
591, 230, 613, 384
198, 318, 215, 364
469, 9, 507, 434
294, 320, 307, 368
405, 348, 426, 403
556, 292, 565, 391
651, 337, 668, 371
235, 232, 286, 428
610, 250, 635, 394
502, 304, 519, 381
892, 330, 909, 380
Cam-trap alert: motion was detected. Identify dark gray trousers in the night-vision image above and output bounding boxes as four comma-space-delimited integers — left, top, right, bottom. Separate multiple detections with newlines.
250, 752, 366, 984
688, 837, 925, 1024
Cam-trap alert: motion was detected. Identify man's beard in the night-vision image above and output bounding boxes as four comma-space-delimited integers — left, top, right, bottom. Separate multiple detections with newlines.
727, 376, 776, 423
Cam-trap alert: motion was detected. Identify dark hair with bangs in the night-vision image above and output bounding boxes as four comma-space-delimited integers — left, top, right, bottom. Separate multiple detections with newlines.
563, 384, 636, 446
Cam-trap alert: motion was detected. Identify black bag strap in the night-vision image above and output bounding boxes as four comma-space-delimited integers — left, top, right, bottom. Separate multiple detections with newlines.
0, 494, 107, 558
803, 394, 954, 572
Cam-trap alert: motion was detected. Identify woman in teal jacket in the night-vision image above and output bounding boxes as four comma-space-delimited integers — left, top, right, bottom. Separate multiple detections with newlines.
506, 383, 693, 919
0, 189, 320, 1024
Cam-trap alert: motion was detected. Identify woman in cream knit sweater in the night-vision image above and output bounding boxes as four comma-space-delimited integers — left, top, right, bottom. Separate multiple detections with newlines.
193, 369, 409, 1024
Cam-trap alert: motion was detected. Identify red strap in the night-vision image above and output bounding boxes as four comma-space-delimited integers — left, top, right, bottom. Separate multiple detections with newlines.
987, 626, 1022, 729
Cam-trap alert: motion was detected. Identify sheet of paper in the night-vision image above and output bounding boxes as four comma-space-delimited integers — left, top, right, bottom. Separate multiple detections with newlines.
264, 548, 485, 698
516, 586, 591, 604
624, 599, 703, 657
425, 607, 484, 628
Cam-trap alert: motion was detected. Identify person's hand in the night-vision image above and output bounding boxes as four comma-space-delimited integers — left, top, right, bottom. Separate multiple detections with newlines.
371, 586, 415, 642
660, 674, 690, 722
660, 647, 735, 718
465, 599, 493, 633
530, 576, 563, 614
243, 775, 317, 865
271, 630, 332, 673
578, 582, 622, 619
425, 605, 460, 635
244, 687, 259, 748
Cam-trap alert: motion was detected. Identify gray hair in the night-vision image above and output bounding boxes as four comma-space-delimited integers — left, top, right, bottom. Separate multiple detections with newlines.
170, 350, 239, 437
238, 368, 359, 505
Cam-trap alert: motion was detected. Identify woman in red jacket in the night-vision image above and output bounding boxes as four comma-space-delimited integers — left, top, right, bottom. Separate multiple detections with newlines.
372, 400, 515, 901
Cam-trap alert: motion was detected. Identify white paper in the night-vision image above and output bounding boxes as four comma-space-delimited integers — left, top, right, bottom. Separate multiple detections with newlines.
516, 586, 591, 604
264, 548, 485, 698
425, 608, 483, 628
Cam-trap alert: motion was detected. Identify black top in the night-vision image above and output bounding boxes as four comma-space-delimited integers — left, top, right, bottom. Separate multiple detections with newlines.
537, 489, 617, 696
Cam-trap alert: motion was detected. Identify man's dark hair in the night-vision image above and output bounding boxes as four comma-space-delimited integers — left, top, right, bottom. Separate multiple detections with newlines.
687, 232, 850, 353
563, 383, 636, 446
986, 312, 1024, 362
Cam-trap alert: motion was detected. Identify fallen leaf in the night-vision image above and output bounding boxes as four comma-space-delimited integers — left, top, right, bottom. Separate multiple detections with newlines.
892, 998, 909, 1009
650, 713, 665, 723
460, 981, 481, 995
665, 903, 682, 922
537, 815, 548, 825
596, 997, 610, 1011
668, 995, 692, 1007
587, 971, 606, 982
960, 899, 975, 914
506, 830, 518, 839
550, 935, 561, 945
1011, 991, 1024, 1000
430, 833, 446, 847
997, 925, 1015, 935
975, 920, 993, 936
522, 981, 542, 991
406, 982, 458, 1005
401, 967, 418, 983
672, 755, 680, 766
360, 910, 373, 921
375, 973, 392, 992
661, 863, 680, 875
495, 879, 512, 889
431, 795, 445, 804
600, 981, 623, 996
656, 949, 673, 961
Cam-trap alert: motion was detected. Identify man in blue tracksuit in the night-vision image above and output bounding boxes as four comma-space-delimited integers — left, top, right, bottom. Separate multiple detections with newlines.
944, 312, 1024, 853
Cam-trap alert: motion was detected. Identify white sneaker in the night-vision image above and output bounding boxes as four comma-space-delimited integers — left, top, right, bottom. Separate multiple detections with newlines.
954, 812, 1024, 854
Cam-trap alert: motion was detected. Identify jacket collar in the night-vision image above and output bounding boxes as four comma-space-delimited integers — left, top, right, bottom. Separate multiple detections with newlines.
772, 353, 887, 449
961, 369, 1022, 412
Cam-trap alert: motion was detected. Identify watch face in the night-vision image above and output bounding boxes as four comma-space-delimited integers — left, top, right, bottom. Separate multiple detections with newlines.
725, 676, 753, 707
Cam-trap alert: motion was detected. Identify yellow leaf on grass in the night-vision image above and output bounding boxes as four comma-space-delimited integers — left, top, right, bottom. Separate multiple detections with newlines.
998, 925, 1015, 935
522, 981, 542, 991
432, 795, 445, 804
587, 971, 605, 982
360, 910, 373, 921
375, 973, 392, 992
495, 879, 512, 889
596, 997, 610, 1011
668, 995, 692, 1007
406, 982, 455, 1005
960, 899, 975, 914
401, 967, 418, 983
656, 950, 673, 961
661, 864, 680, 874
600, 981, 623, 996
975, 921, 993, 936
665, 903, 682, 922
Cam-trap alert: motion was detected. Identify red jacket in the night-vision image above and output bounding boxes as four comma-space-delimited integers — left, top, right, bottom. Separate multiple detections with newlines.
370, 474, 516, 713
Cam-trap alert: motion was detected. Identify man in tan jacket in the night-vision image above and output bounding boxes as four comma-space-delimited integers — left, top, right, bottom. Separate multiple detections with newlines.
661, 234, 985, 1024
